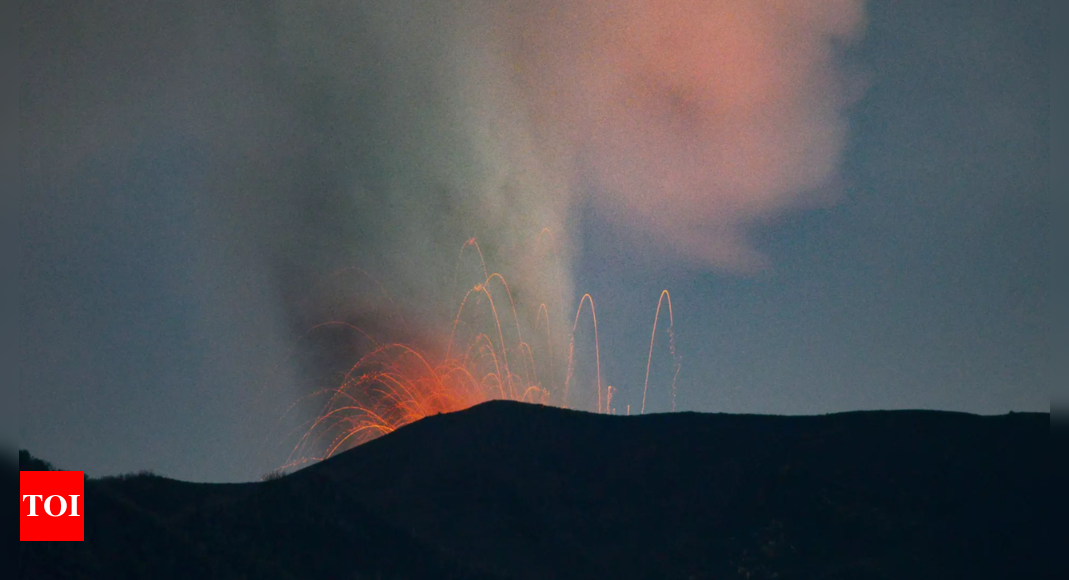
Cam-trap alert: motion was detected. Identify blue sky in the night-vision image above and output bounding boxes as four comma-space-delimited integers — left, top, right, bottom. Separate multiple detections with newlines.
20, 0, 1048, 481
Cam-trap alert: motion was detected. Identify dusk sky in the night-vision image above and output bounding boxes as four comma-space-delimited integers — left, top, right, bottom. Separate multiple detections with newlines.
20, 0, 1048, 482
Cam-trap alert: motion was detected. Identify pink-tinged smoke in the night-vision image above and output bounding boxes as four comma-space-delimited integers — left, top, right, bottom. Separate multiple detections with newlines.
508, 0, 866, 268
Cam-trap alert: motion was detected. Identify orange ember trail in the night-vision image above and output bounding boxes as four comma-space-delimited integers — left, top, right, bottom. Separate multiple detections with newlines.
564, 293, 602, 413
642, 290, 680, 414
284, 238, 681, 468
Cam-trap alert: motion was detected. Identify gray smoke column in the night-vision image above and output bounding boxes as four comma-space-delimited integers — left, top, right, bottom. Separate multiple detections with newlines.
20, 0, 865, 474
266, 1, 578, 340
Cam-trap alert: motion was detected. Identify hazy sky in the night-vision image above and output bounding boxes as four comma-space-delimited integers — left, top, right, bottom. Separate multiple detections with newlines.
20, 0, 1048, 482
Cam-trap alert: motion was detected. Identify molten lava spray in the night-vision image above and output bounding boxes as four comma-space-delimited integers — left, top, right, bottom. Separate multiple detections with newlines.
286, 240, 682, 464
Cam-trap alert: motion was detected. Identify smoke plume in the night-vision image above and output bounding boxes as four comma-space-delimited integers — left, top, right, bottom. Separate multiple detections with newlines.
21, 0, 864, 471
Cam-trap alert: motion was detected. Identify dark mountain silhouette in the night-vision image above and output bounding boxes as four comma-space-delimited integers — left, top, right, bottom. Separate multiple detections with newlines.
19, 401, 1047, 579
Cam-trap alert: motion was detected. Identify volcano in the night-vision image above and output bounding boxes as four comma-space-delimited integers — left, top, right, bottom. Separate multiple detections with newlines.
19, 401, 1046, 579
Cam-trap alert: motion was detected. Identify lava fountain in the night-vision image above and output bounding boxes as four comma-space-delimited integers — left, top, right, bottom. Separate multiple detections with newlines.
283, 237, 679, 467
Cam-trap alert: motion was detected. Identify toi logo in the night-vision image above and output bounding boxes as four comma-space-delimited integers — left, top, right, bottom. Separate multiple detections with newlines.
20, 471, 85, 541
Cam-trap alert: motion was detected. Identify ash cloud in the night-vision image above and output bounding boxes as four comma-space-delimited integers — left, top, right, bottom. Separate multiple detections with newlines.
20, 0, 864, 477
258, 0, 868, 321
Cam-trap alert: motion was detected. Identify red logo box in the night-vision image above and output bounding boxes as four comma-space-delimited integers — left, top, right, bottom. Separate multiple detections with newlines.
20, 471, 85, 541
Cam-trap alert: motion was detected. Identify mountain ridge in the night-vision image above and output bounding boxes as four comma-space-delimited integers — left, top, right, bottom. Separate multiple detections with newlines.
20, 401, 1047, 579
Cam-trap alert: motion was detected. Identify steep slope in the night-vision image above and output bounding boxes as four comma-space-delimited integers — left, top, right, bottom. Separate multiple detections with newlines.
297, 402, 1046, 579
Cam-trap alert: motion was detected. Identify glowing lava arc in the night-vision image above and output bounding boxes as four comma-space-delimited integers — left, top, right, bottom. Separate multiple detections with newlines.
563, 293, 603, 413
641, 289, 680, 414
